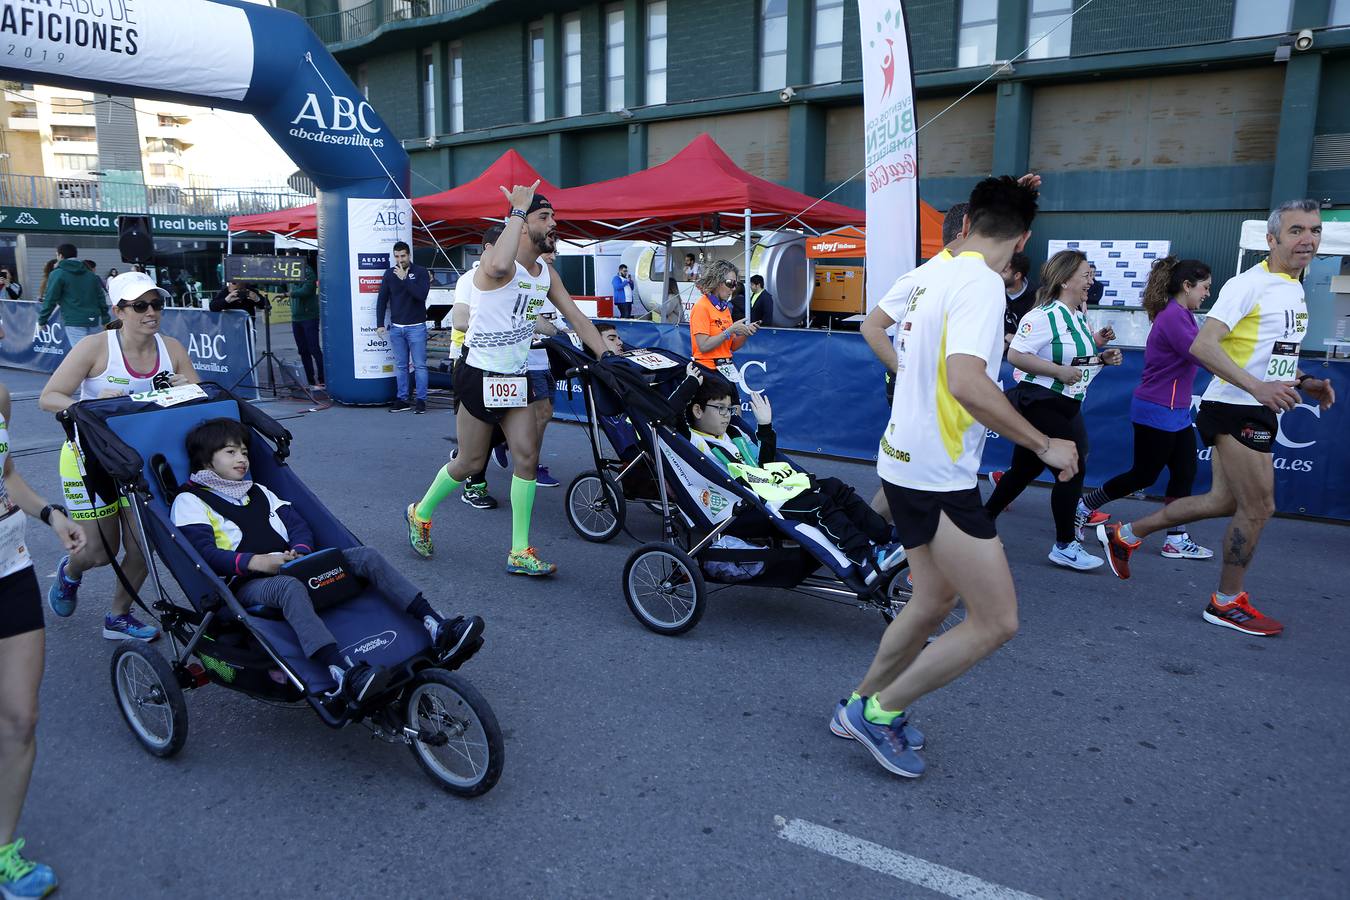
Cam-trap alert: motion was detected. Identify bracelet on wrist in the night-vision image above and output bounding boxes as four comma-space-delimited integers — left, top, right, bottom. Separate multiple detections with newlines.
509, 209, 527, 220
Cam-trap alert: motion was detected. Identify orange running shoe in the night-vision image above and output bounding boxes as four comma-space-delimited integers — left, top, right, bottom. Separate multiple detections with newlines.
1097, 522, 1139, 579
1202, 592, 1284, 636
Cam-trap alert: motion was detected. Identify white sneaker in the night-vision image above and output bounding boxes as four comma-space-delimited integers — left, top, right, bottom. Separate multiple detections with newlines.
1161, 535, 1213, 559
1048, 540, 1104, 571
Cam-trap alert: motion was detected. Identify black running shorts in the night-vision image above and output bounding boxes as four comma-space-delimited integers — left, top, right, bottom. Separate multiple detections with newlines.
883, 481, 997, 549
0, 566, 43, 639
1195, 401, 1277, 454
527, 368, 555, 405
454, 362, 548, 424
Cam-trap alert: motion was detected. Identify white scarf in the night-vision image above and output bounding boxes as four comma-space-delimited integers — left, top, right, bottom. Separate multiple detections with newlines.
190, 469, 253, 504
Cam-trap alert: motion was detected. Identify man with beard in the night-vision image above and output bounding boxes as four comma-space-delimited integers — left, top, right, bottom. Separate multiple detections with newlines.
404, 182, 608, 576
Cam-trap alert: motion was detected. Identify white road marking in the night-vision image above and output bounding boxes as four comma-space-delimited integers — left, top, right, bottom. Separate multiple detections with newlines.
775, 816, 1042, 900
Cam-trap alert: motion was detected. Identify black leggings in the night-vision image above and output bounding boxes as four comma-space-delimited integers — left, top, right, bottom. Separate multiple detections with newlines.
779, 476, 891, 564
985, 392, 1087, 544
1098, 423, 1198, 503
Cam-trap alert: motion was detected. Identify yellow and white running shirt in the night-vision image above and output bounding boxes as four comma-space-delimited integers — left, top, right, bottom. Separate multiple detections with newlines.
876, 251, 1005, 492
464, 260, 551, 375
1201, 261, 1308, 406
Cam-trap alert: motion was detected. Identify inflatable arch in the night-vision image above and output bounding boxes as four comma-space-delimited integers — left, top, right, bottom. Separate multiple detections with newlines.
0, 0, 410, 404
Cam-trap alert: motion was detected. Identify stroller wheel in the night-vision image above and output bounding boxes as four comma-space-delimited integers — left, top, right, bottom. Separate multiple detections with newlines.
623, 542, 707, 635
403, 669, 504, 797
110, 643, 188, 758
565, 471, 626, 543
880, 565, 967, 639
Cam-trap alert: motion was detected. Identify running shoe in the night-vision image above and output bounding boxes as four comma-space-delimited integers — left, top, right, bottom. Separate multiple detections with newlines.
326, 661, 390, 704
406, 502, 434, 558
1202, 592, 1284, 636
1161, 535, 1213, 559
427, 614, 485, 663
414, 400, 426, 414
389, 398, 411, 413
830, 698, 924, 749
875, 542, 906, 572
46, 555, 80, 618
986, 470, 1011, 509
536, 465, 559, 487
102, 613, 158, 642
1074, 500, 1109, 541
493, 444, 510, 469
506, 547, 556, 577
1098, 522, 1139, 580
839, 696, 925, 778
1048, 540, 1104, 571
461, 483, 498, 509
0, 839, 57, 900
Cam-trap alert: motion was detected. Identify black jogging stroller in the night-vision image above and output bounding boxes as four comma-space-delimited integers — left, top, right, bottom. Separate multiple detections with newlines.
60, 383, 502, 796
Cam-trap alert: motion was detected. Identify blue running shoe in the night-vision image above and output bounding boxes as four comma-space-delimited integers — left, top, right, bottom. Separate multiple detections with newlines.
831, 698, 924, 749
493, 444, 510, 470
102, 613, 159, 642
535, 465, 559, 488
0, 838, 58, 899
46, 556, 80, 618
875, 542, 906, 572
840, 696, 926, 777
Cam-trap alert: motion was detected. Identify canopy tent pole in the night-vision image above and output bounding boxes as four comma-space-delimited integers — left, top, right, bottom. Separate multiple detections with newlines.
743, 208, 752, 317
663, 234, 674, 322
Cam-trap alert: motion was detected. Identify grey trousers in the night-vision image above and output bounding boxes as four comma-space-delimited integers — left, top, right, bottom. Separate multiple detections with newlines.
234, 546, 421, 658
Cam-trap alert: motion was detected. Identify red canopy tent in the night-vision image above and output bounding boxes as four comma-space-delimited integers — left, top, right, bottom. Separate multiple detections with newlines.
229, 203, 318, 239
413, 149, 561, 247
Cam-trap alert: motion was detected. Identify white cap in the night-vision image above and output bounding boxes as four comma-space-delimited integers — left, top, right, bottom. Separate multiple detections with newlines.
109, 271, 171, 307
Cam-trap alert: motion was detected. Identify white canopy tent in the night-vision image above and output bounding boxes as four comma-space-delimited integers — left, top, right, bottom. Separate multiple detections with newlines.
1239, 219, 1350, 270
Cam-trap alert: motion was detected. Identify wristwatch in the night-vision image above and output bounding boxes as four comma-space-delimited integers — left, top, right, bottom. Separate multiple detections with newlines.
39, 504, 67, 525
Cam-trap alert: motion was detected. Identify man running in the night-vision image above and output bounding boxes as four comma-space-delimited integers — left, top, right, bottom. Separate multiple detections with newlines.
405, 182, 607, 576
839, 176, 1078, 777
1099, 199, 1336, 636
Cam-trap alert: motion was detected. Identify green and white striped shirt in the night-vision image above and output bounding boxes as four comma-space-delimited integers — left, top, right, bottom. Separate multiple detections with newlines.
1009, 299, 1100, 399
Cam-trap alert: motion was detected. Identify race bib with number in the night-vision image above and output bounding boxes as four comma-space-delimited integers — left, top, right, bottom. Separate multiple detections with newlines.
716, 362, 741, 384
623, 351, 674, 371
0, 507, 31, 579
1265, 341, 1300, 381
128, 384, 208, 407
1066, 355, 1102, 398
483, 375, 528, 408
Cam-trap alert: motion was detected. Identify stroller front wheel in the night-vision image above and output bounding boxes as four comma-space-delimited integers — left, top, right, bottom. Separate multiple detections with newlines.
622, 542, 707, 635
565, 470, 626, 542
880, 565, 967, 639
403, 669, 503, 797
110, 643, 188, 758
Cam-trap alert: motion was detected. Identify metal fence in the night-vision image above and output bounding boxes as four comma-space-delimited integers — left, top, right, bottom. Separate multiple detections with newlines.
0, 174, 311, 217
306, 0, 478, 46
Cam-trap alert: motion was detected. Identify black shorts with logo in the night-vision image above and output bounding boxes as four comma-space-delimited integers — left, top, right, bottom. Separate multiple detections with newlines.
0, 566, 43, 639
883, 481, 997, 550
454, 362, 548, 425
1195, 401, 1278, 453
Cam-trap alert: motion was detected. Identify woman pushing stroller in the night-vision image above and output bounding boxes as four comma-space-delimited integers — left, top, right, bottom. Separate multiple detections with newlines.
170, 418, 484, 703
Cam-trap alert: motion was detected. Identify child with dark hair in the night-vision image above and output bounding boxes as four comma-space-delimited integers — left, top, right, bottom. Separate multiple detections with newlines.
171, 418, 483, 702
685, 381, 903, 582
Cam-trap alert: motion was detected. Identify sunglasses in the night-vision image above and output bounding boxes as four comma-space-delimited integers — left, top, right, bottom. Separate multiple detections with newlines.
722, 279, 737, 287
119, 298, 165, 313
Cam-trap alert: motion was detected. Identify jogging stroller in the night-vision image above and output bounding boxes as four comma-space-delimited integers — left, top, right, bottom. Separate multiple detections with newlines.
60, 383, 502, 796
544, 335, 965, 637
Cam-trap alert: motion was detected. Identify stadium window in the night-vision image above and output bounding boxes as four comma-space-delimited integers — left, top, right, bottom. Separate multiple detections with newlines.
563, 13, 582, 117
958, 0, 998, 68
811, 0, 844, 84
760, 0, 788, 92
447, 43, 464, 133
420, 47, 436, 136
1026, 0, 1073, 59
1233, 0, 1293, 37
645, 1, 667, 105
528, 21, 546, 122
605, 4, 625, 111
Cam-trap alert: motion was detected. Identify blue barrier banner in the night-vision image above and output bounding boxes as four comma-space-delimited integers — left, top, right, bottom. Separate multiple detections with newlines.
590, 321, 1350, 522
0, 301, 257, 395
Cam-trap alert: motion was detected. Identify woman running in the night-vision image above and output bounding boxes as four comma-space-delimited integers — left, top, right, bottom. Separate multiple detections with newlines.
985, 249, 1123, 570
0, 381, 85, 900
38, 271, 199, 641
1078, 257, 1213, 559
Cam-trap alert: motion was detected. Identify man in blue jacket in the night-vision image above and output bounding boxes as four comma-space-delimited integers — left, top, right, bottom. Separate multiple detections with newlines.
611, 264, 634, 318
375, 241, 432, 413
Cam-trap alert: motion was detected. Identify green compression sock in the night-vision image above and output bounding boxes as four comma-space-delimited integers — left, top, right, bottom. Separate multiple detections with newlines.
864, 695, 904, 726
849, 691, 862, 704
415, 464, 462, 521
510, 475, 537, 552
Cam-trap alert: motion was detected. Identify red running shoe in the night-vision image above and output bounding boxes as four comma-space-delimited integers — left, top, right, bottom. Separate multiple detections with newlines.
985, 470, 1011, 510
1202, 592, 1284, 636
1097, 522, 1139, 580
1085, 509, 1109, 526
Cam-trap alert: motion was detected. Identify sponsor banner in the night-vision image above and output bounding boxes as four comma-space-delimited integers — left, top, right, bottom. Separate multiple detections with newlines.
345, 198, 408, 380
1049, 239, 1172, 308
1, 0, 254, 101
0, 207, 230, 237
569, 322, 1350, 522
0, 300, 257, 394
859, 0, 918, 310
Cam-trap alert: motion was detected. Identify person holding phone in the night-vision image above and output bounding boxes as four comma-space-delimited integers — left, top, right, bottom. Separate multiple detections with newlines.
0, 268, 21, 301
376, 241, 431, 413
689, 260, 758, 381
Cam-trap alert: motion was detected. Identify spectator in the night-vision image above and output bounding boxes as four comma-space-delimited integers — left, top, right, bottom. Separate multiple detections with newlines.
375, 241, 430, 412
83, 260, 109, 302
663, 276, 684, 324
684, 252, 701, 281
745, 274, 774, 326
37, 243, 110, 347
105, 266, 120, 288
611, 264, 634, 318
689, 259, 757, 375
1001, 251, 1037, 347
36, 259, 57, 305
288, 258, 324, 388
210, 281, 268, 319
0, 267, 21, 300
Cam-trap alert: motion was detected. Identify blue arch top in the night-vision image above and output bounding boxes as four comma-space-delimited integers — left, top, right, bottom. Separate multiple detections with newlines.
0, 0, 410, 404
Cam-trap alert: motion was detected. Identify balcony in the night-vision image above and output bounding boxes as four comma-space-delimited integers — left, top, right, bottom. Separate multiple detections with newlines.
0, 173, 312, 217
307, 0, 477, 47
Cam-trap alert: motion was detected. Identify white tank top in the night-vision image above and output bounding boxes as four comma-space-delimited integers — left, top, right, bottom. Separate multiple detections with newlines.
81, 329, 174, 400
0, 412, 32, 577
465, 260, 551, 375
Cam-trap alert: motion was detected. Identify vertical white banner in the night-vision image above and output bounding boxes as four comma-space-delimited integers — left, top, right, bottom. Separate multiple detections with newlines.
859, 0, 918, 310
346, 198, 410, 379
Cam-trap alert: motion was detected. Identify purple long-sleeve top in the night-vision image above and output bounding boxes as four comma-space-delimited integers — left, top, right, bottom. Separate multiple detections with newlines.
1134, 300, 1202, 410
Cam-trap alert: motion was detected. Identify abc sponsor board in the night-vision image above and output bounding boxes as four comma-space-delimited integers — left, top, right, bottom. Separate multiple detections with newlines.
1050, 239, 1172, 308
345, 198, 409, 380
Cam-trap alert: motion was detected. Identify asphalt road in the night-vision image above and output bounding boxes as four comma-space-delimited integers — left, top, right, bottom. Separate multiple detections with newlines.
5, 364, 1347, 899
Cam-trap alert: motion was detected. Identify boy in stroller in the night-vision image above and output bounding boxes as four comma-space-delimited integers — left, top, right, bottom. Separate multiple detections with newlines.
170, 418, 484, 703
686, 380, 904, 582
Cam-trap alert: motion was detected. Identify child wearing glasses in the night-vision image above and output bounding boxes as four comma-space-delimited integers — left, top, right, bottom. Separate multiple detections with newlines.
685, 379, 903, 583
